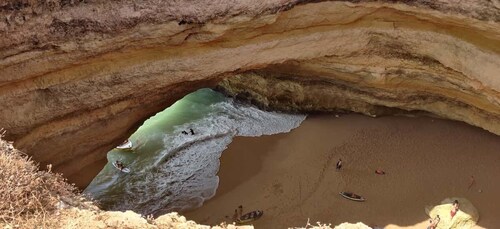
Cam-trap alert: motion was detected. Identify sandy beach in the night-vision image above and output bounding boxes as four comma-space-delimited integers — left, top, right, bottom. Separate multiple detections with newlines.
184, 114, 500, 228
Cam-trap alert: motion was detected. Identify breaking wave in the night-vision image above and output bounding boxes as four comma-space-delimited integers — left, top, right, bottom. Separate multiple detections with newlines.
84, 88, 306, 215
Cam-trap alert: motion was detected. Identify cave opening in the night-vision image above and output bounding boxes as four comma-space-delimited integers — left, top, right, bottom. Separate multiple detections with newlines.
76, 83, 500, 229
82, 87, 306, 215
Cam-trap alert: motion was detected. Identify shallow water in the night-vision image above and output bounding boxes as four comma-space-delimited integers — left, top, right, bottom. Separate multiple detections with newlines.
84, 88, 306, 215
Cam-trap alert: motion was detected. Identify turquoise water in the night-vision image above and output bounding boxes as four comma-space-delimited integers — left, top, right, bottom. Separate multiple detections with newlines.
84, 88, 306, 215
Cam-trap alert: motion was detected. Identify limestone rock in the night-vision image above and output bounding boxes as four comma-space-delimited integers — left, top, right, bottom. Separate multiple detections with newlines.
0, 0, 498, 188
155, 212, 210, 229
334, 222, 372, 229
425, 197, 479, 229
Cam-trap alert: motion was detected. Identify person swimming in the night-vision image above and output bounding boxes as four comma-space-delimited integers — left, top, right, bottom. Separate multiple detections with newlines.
181, 129, 195, 135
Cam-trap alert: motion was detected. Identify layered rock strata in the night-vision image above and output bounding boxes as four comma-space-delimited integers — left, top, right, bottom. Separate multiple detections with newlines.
0, 0, 499, 186
218, 57, 500, 135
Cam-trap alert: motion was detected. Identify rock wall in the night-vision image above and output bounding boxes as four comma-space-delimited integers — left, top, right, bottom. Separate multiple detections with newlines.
0, 0, 498, 186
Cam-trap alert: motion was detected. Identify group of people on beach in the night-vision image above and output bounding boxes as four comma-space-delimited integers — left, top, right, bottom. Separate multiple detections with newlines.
335, 158, 385, 175
335, 158, 461, 228
232, 205, 243, 221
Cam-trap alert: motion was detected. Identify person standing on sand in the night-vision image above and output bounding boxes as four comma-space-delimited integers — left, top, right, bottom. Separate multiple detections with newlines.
450, 200, 459, 218
232, 209, 239, 221
336, 159, 342, 170
238, 205, 243, 217
232, 205, 243, 222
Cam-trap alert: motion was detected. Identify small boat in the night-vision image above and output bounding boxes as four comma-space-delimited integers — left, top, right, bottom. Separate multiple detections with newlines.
236, 210, 264, 224
339, 191, 365, 202
116, 139, 133, 150
112, 161, 130, 173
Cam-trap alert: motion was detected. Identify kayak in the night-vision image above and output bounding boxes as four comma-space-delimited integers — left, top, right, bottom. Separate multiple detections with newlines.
236, 210, 264, 224
112, 161, 130, 173
116, 139, 133, 150
339, 191, 365, 202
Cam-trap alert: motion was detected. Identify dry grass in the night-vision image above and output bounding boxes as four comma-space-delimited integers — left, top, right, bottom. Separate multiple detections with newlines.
0, 131, 81, 228
0, 131, 350, 228
0, 131, 240, 229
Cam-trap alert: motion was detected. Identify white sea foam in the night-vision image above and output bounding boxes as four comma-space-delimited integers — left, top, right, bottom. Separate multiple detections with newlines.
86, 94, 306, 215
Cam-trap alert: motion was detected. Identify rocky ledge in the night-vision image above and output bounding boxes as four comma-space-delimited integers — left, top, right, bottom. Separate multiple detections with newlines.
0, 0, 499, 187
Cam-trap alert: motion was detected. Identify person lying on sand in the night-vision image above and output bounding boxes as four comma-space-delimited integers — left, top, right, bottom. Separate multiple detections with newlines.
375, 169, 385, 175
427, 215, 440, 229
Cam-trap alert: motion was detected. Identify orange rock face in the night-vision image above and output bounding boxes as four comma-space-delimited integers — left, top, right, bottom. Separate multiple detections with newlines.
0, 1, 498, 185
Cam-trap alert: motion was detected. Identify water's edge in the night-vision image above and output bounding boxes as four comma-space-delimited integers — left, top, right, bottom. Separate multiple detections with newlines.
84, 88, 306, 215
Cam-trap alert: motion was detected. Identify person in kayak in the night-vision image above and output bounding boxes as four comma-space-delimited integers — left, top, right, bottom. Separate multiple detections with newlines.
115, 160, 125, 170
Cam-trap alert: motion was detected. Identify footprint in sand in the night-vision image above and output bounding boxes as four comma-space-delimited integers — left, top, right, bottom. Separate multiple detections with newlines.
272, 182, 284, 195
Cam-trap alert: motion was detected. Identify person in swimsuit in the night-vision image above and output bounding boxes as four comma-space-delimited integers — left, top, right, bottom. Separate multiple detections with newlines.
451, 200, 459, 218
427, 215, 440, 229
375, 169, 385, 175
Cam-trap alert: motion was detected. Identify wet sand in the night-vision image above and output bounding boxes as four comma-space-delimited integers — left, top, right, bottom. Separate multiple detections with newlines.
184, 114, 500, 228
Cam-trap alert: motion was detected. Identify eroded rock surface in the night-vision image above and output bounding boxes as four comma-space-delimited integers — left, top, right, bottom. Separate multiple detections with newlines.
0, 0, 499, 186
